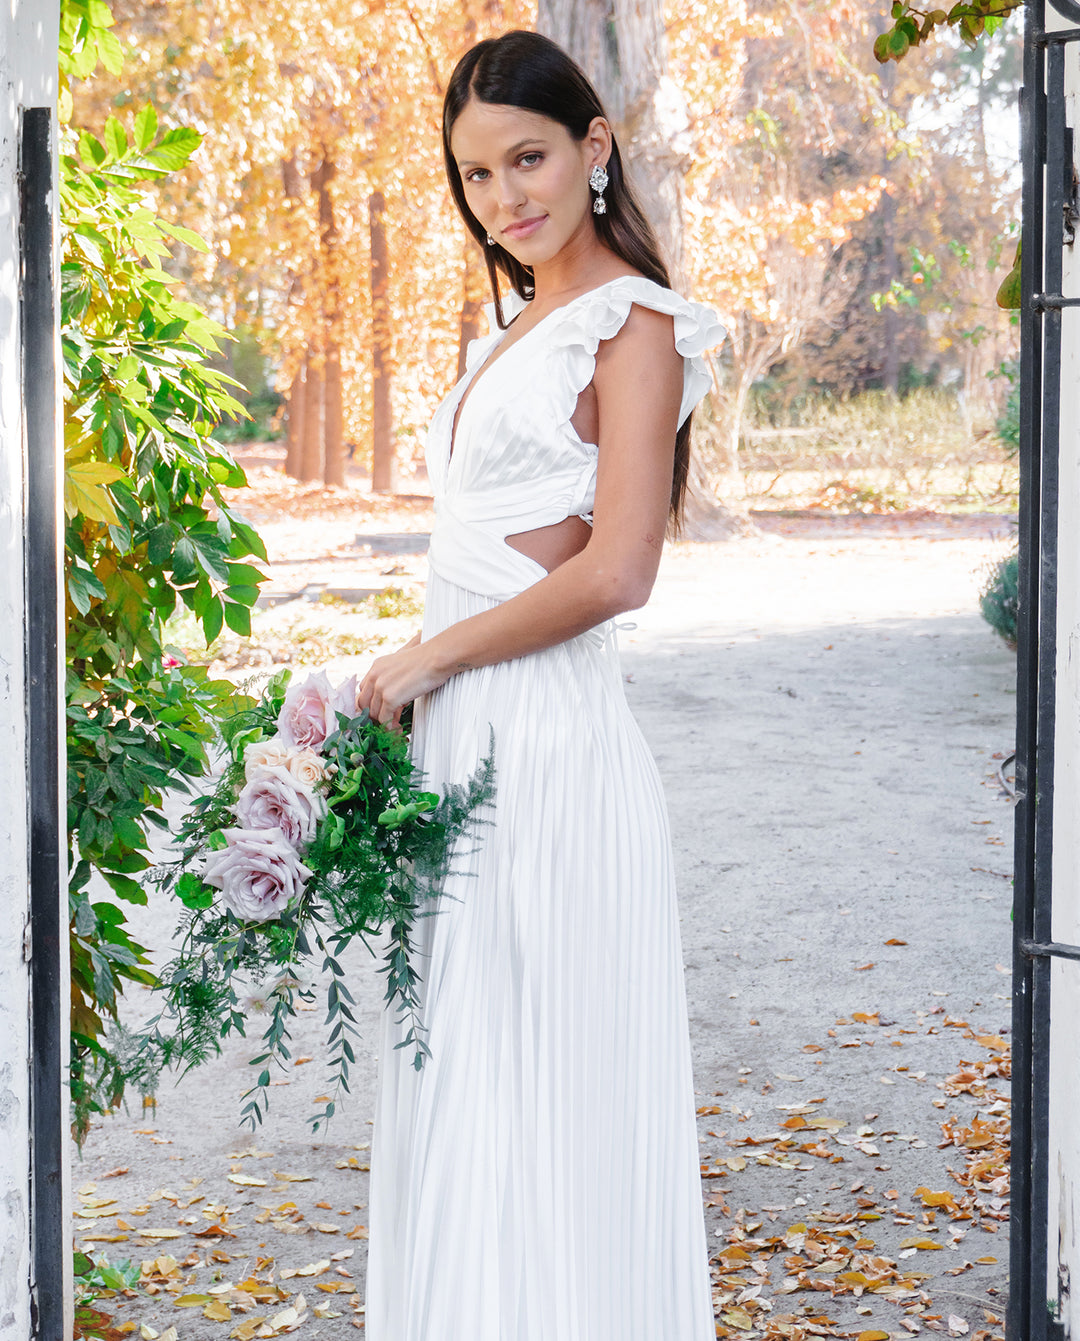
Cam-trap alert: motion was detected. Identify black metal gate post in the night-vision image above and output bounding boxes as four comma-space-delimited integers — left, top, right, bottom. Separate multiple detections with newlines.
1011, 2, 1080, 1338
20, 104, 69, 1340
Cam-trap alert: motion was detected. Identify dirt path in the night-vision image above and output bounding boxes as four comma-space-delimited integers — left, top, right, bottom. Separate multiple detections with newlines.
74, 508, 1018, 1341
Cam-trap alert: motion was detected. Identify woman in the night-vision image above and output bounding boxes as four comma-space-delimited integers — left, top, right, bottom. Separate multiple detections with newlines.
358, 29, 724, 1341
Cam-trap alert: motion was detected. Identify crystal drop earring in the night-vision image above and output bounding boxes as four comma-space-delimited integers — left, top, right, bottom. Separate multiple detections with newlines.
589, 163, 609, 215
486, 232, 496, 246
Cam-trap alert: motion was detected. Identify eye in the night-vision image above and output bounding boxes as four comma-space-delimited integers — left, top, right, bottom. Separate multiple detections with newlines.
519, 152, 543, 167
464, 168, 490, 184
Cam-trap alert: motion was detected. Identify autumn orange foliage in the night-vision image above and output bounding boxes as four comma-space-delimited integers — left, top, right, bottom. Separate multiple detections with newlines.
74, 0, 1015, 485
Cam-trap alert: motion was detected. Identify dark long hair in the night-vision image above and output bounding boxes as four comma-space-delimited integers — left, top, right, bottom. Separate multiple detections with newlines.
442, 29, 693, 534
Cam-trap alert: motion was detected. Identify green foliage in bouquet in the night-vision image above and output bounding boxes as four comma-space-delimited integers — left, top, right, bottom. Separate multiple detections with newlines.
145, 670, 495, 1132
60, 0, 269, 1140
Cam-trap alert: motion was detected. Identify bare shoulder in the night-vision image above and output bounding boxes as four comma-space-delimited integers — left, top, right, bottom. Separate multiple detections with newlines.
593, 301, 681, 385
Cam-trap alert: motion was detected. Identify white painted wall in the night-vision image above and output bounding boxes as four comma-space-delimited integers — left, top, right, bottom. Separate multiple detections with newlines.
0, 1, 61, 1336
1047, 3, 1080, 1333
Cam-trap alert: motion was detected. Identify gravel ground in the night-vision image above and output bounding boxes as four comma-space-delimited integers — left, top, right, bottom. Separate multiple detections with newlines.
73, 497, 1019, 1341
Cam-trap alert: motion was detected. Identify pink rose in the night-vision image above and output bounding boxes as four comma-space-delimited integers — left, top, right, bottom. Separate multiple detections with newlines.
235, 765, 326, 847
202, 827, 313, 923
276, 672, 357, 750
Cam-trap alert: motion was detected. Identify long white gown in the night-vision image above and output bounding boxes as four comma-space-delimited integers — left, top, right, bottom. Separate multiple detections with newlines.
366, 274, 726, 1341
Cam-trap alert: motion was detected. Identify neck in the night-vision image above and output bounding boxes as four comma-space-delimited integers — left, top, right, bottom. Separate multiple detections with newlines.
527, 230, 625, 306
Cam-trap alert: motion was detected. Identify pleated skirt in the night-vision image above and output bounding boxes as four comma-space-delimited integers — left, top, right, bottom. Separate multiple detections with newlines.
365, 571, 714, 1341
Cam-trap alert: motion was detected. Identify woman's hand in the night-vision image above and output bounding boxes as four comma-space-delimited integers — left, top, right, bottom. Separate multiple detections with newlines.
358, 631, 447, 728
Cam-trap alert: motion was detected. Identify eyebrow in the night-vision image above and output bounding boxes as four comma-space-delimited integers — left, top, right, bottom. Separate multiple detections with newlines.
456, 138, 546, 170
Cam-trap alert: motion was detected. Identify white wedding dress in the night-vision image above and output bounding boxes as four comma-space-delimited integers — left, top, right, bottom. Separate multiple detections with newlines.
366, 275, 725, 1341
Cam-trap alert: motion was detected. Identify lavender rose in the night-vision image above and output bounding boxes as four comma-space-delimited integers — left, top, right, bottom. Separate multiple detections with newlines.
277, 672, 358, 750
202, 827, 312, 923
235, 764, 327, 847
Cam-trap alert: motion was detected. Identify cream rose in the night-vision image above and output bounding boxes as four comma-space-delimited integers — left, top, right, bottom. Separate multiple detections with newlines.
243, 737, 292, 779
286, 747, 328, 788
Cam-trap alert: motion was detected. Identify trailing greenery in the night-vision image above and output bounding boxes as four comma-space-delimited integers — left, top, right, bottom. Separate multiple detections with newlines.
980, 551, 1019, 647
61, 0, 269, 1140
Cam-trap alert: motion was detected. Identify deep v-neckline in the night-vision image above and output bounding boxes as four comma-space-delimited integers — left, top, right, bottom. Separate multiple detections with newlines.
445, 274, 643, 466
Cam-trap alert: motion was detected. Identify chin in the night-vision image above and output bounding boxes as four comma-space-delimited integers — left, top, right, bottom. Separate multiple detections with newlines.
502, 236, 561, 267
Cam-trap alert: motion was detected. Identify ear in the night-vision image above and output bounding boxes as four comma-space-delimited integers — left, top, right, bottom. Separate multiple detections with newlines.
583, 116, 612, 171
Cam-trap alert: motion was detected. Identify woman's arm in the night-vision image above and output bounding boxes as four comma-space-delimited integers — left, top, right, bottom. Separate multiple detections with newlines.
358, 305, 684, 724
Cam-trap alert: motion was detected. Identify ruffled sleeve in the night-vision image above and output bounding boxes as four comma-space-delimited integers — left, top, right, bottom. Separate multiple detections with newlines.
546, 276, 725, 429
459, 288, 530, 376
482, 286, 529, 333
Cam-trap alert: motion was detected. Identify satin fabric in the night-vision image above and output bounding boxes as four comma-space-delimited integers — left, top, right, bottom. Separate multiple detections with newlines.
365, 276, 725, 1340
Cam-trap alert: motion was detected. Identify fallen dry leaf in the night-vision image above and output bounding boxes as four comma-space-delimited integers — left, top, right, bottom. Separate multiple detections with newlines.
280, 1260, 330, 1279
229, 1320, 267, 1340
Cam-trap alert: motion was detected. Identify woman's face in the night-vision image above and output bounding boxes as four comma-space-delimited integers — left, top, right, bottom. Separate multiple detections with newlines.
449, 98, 609, 268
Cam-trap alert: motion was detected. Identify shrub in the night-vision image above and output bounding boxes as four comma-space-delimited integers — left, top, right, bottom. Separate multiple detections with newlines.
61, 0, 268, 1138
980, 552, 1019, 648
991, 357, 1020, 456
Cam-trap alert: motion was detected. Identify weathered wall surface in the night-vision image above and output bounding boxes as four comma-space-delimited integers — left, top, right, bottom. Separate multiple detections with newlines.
0, 1, 60, 1335
1048, 3, 1080, 1333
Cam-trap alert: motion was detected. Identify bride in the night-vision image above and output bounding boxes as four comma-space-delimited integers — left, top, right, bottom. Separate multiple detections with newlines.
357, 28, 725, 1340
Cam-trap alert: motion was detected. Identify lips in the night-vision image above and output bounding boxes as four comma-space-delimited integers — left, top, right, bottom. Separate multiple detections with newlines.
502, 215, 547, 239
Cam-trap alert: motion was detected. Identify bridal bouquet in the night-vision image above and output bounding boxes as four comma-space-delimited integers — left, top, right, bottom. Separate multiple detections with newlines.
148, 668, 494, 1130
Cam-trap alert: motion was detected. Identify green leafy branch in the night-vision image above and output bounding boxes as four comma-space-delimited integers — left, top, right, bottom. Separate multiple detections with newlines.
874, 0, 1021, 63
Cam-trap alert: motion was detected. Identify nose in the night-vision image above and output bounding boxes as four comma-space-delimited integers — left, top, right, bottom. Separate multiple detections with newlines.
494, 169, 526, 213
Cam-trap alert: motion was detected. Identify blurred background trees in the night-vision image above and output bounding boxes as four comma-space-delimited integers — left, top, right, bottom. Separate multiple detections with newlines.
68, 0, 1021, 500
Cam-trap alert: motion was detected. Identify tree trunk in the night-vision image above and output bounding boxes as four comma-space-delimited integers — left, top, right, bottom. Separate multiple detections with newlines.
682, 454, 755, 540
284, 367, 305, 478
315, 153, 345, 488
300, 357, 323, 483
879, 63, 899, 395
324, 345, 345, 488
537, 0, 690, 279
282, 151, 310, 481
457, 238, 486, 381
680, 353, 754, 540
538, 0, 749, 538
369, 189, 395, 493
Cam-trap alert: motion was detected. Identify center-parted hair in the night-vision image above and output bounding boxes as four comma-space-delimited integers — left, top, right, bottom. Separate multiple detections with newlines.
442, 29, 695, 533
